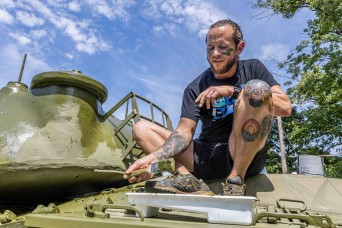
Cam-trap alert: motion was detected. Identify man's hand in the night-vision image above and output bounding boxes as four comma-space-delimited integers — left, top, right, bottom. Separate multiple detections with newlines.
124, 154, 158, 183
195, 85, 233, 109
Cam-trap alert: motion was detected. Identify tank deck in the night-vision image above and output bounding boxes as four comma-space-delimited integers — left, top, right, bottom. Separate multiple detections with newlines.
14, 174, 342, 227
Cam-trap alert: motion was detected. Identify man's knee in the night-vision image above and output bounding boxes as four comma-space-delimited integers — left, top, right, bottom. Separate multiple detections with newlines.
243, 79, 272, 108
132, 121, 152, 140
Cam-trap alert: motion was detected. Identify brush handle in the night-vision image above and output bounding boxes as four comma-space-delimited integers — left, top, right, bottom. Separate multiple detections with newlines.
94, 169, 125, 174
123, 167, 150, 179
130, 167, 150, 177
122, 159, 174, 179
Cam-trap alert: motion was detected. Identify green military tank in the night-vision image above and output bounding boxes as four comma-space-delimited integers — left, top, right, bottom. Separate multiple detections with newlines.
0, 56, 341, 227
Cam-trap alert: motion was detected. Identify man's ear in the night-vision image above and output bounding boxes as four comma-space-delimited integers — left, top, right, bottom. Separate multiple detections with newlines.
236, 41, 245, 55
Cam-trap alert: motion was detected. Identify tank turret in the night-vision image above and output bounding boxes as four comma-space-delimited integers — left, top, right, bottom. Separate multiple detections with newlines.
0, 69, 158, 204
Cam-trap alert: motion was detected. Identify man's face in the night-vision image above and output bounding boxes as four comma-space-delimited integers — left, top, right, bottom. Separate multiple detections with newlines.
206, 25, 241, 76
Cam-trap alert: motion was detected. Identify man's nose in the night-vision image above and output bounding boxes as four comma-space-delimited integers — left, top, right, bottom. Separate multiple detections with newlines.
212, 48, 221, 56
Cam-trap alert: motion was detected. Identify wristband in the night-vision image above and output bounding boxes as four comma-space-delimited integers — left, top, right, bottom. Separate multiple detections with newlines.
232, 86, 242, 99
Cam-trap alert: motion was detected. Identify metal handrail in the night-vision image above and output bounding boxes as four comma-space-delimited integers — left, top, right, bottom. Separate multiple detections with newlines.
101, 91, 173, 131
102, 92, 173, 160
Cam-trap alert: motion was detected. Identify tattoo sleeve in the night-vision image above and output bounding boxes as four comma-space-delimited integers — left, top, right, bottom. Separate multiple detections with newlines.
154, 131, 188, 161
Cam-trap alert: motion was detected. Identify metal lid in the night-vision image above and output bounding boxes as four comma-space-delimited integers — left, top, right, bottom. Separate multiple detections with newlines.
5, 82, 29, 92
30, 70, 108, 103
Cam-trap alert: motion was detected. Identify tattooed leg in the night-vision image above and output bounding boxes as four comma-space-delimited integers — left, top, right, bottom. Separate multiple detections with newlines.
228, 80, 274, 180
133, 120, 172, 154
244, 79, 272, 107
260, 115, 273, 139
241, 118, 261, 142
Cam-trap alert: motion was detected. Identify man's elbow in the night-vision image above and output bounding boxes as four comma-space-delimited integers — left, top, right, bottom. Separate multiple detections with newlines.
282, 103, 292, 117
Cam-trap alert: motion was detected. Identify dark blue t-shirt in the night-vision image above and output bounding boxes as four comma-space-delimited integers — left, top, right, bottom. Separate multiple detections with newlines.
181, 59, 279, 143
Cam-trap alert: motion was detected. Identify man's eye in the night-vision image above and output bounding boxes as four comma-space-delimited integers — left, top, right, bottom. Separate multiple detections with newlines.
219, 46, 229, 50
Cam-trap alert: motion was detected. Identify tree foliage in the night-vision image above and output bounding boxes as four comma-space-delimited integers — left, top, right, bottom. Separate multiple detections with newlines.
253, 0, 342, 154
266, 110, 300, 174
266, 107, 342, 178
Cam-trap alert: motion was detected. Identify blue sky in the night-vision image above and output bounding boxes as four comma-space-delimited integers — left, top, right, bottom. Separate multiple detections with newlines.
0, 0, 314, 128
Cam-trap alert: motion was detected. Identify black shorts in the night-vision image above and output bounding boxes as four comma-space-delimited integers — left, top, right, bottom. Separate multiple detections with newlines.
192, 139, 267, 180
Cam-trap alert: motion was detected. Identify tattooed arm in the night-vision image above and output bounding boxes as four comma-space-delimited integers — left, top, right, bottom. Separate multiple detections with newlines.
153, 131, 188, 160
124, 118, 196, 183
154, 117, 196, 160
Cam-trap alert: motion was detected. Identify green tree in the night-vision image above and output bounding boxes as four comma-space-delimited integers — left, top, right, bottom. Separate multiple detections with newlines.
253, 0, 342, 155
266, 110, 301, 174
325, 157, 342, 178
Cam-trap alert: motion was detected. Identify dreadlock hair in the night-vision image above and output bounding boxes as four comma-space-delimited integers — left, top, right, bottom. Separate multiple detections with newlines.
206, 19, 244, 45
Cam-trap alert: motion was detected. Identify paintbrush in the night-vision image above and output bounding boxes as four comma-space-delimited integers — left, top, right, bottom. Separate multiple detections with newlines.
123, 159, 175, 179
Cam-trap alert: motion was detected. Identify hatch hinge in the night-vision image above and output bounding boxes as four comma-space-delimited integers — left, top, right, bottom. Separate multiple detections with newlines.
32, 203, 60, 214
84, 197, 144, 221
252, 198, 336, 227
0, 210, 17, 224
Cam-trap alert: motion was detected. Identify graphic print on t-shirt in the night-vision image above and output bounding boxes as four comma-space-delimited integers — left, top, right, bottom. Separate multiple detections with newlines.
212, 96, 236, 121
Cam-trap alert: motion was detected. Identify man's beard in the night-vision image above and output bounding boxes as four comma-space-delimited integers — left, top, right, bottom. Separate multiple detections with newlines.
208, 55, 237, 75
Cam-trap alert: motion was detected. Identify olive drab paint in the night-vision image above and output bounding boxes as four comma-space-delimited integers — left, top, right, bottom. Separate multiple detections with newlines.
0, 70, 138, 203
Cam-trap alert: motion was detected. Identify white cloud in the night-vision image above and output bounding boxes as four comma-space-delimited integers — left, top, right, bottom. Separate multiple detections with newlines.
59, 17, 87, 41
24, 0, 111, 55
160, 1, 182, 15
141, 0, 229, 37
68, 1, 81, 12
0, 0, 139, 56
16, 10, 44, 27
140, 0, 162, 19
75, 33, 111, 54
30, 29, 47, 39
46, 0, 64, 7
182, 1, 227, 33
153, 25, 164, 33
65, 53, 74, 59
0, 44, 51, 87
84, 0, 135, 21
259, 43, 290, 62
0, 0, 15, 8
0, 8, 14, 24
152, 23, 177, 36
9, 32, 31, 46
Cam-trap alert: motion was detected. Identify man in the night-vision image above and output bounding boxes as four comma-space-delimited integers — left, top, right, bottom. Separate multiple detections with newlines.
125, 19, 291, 196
